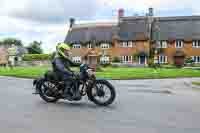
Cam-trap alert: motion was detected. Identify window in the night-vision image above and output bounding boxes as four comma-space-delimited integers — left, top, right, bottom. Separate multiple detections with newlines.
192, 40, 200, 48
73, 44, 81, 49
72, 56, 81, 63
157, 41, 167, 48
158, 56, 167, 64
121, 56, 132, 63
120, 41, 134, 48
192, 56, 200, 63
175, 40, 183, 48
128, 41, 134, 47
120, 42, 127, 47
87, 43, 92, 48
100, 43, 110, 49
100, 56, 110, 64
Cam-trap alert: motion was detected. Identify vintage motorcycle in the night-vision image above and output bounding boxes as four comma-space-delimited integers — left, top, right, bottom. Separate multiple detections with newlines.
33, 64, 116, 106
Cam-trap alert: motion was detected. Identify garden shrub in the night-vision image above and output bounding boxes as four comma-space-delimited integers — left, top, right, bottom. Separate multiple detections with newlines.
22, 54, 51, 61
112, 57, 120, 63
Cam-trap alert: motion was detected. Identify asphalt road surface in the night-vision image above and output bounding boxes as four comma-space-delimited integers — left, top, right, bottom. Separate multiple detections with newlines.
1, 76, 200, 133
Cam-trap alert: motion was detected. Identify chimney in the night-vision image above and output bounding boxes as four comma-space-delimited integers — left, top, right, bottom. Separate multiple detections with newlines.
118, 8, 124, 18
148, 8, 154, 16
69, 18, 75, 28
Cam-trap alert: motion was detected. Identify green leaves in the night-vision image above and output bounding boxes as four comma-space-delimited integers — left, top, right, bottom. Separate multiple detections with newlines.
0, 38, 23, 46
22, 54, 51, 61
27, 41, 43, 54
112, 57, 120, 63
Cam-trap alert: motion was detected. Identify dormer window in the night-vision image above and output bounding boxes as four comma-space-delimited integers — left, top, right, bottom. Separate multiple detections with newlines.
87, 43, 92, 48
128, 41, 134, 47
73, 44, 81, 49
122, 42, 128, 47
175, 40, 183, 48
120, 41, 135, 48
192, 40, 200, 48
157, 41, 167, 48
100, 43, 110, 49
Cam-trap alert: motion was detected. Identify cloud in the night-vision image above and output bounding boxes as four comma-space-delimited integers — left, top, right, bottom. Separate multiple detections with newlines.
0, 0, 197, 54
99, 0, 194, 15
0, 0, 99, 23
0, 16, 67, 53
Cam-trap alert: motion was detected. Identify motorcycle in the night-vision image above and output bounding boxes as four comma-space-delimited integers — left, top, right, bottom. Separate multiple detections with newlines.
33, 64, 116, 106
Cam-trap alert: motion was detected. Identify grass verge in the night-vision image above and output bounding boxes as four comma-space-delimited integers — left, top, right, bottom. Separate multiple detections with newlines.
0, 66, 200, 79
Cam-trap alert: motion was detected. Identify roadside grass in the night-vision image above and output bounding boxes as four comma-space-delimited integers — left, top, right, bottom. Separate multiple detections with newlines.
96, 67, 200, 79
192, 82, 200, 86
0, 66, 200, 79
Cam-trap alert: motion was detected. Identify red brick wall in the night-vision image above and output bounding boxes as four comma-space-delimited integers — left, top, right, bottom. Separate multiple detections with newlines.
161, 41, 200, 64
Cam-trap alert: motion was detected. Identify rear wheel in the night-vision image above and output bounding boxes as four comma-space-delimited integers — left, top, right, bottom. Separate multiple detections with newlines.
37, 80, 60, 103
87, 80, 116, 106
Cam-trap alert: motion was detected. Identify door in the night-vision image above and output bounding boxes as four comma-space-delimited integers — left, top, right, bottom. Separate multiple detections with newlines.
139, 56, 146, 64
88, 56, 97, 65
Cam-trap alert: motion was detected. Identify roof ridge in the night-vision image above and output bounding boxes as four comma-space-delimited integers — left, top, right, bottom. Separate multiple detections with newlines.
72, 22, 117, 29
155, 16, 200, 21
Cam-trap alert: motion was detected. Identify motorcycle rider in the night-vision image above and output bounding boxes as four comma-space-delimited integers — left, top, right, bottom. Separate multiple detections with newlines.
52, 42, 81, 100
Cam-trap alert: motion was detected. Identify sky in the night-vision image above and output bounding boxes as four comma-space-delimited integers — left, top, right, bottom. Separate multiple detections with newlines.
0, 0, 197, 53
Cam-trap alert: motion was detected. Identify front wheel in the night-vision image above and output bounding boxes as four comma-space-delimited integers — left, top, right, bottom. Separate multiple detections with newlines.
87, 80, 116, 106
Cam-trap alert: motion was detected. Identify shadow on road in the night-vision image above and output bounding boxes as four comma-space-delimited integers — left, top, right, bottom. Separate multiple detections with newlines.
128, 89, 173, 95
34, 100, 117, 110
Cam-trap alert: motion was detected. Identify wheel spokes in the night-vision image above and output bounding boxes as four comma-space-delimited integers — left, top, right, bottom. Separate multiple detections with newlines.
93, 83, 111, 103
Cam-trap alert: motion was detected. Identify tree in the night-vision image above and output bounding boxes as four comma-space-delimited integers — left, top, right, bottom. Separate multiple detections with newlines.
2, 38, 23, 46
27, 41, 43, 54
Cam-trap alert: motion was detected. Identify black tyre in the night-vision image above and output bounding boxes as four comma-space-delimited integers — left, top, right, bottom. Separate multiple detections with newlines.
37, 79, 60, 103
87, 80, 116, 106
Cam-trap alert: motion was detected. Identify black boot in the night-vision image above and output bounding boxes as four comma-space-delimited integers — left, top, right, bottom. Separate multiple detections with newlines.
63, 82, 73, 101
71, 83, 81, 100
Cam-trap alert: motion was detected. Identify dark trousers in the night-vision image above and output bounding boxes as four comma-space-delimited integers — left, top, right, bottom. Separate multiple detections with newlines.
56, 72, 79, 97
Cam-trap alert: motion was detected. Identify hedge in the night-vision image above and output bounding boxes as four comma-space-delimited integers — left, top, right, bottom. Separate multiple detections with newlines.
22, 54, 51, 61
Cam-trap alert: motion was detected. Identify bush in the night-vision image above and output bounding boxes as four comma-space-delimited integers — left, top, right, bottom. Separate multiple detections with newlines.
112, 57, 120, 63
96, 66, 103, 72
160, 64, 176, 69
100, 63, 111, 67
185, 57, 194, 66
148, 58, 160, 68
22, 54, 51, 61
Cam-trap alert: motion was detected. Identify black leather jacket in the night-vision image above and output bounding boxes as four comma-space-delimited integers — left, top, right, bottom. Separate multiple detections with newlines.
52, 57, 75, 77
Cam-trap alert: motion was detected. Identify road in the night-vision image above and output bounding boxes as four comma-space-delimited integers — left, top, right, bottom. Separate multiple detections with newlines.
0, 76, 200, 133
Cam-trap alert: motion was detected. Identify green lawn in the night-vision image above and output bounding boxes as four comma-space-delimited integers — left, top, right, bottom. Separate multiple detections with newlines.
192, 82, 200, 86
0, 66, 200, 79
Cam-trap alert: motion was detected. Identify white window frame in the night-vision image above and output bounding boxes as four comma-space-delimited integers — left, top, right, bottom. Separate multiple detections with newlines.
87, 43, 92, 48
158, 55, 168, 64
128, 41, 134, 48
192, 40, 200, 48
100, 56, 110, 64
121, 56, 132, 63
192, 56, 200, 63
123, 42, 128, 47
100, 43, 110, 49
175, 40, 183, 48
72, 56, 81, 63
120, 41, 128, 48
157, 41, 167, 48
73, 44, 81, 49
